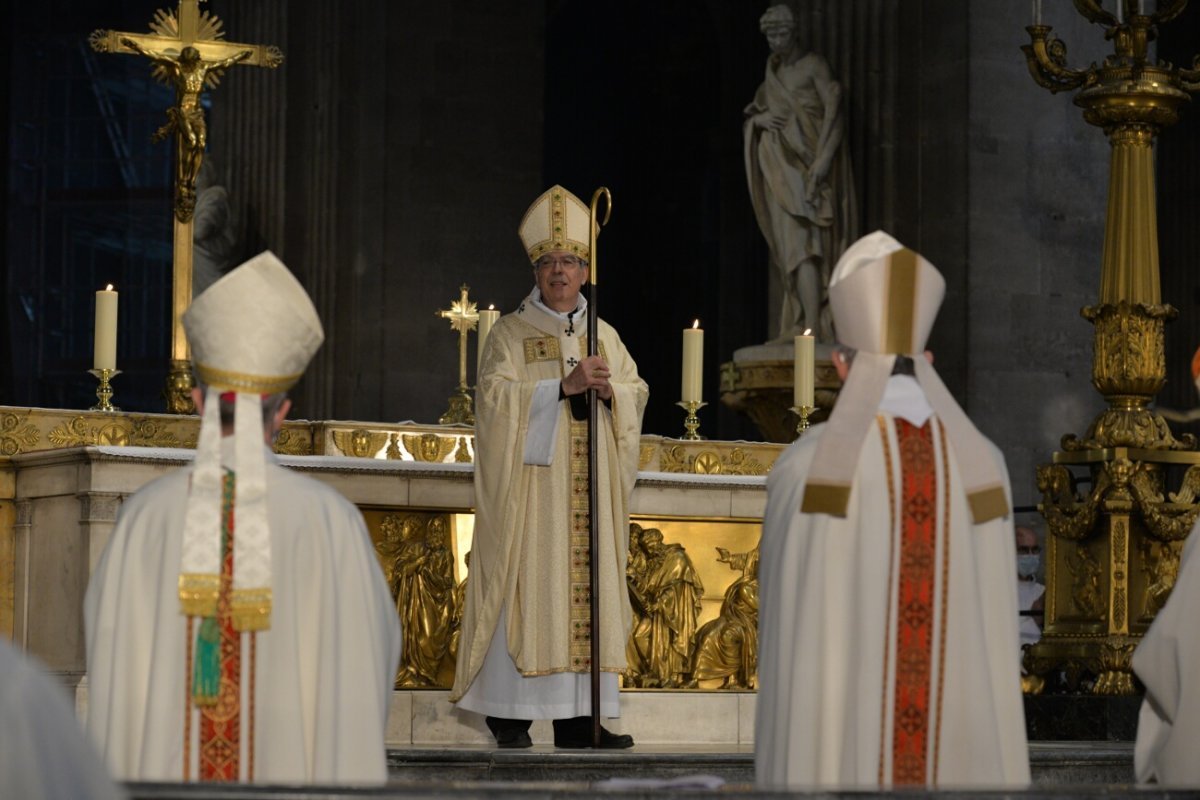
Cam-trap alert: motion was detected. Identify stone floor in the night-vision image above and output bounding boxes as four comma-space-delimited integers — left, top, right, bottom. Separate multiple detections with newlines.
118, 741, 1160, 800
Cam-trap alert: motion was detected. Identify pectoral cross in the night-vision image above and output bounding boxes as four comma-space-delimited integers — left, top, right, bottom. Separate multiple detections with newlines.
437, 285, 480, 425
90, 0, 284, 413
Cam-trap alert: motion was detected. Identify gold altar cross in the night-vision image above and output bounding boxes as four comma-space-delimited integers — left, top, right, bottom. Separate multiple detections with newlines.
436, 285, 479, 424
90, 0, 284, 413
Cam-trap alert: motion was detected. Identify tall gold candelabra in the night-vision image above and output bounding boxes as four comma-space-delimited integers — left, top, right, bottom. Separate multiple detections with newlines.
1022, 0, 1200, 694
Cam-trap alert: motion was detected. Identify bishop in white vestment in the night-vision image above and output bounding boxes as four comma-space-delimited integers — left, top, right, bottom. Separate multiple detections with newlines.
85, 252, 401, 783
755, 232, 1030, 789
451, 186, 648, 748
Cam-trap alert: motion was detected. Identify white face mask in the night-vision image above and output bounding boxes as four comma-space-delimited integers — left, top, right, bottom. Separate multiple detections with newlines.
1017, 554, 1040, 579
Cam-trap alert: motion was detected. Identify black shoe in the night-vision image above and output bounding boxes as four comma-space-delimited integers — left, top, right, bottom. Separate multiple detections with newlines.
496, 729, 533, 748
552, 717, 634, 749
486, 716, 533, 749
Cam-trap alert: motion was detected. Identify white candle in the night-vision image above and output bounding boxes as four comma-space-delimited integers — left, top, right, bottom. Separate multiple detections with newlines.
1033, 0, 1042, 25
681, 320, 703, 403
1116, 0, 1123, 23
94, 284, 118, 371
477, 306, 499, 374
793, 329, 814, 408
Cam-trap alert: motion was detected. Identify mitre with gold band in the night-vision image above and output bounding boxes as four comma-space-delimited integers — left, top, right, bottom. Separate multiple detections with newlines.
179, 250, 324, 632
518, 185, 590, 264
800, 230, 1009, 524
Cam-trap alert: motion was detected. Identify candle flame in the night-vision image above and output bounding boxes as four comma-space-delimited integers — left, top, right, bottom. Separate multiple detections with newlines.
106, 284, 114, 291
803, 328, 812, 336
489, 304, 495, 310
692, 319, 700, 329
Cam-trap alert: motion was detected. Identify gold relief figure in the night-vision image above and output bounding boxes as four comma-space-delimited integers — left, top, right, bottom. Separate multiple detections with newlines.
448, 550, 470, 661
1065, 543, 1105, 619
626, 528, 704, 688
624, 524, 652, 684
1140, 539, 1181, 618
332, 428, 387, 458
378, 514, 458, 687
691, 546, 760, 689
402, 432, 456, 463
119, 38, 252, 221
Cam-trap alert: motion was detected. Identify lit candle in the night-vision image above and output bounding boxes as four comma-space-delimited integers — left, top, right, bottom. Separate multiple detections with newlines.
681, 320, 703, 403
94, 284, 118, 371
1033, 0, 1042, 25
477, 305, 499, 374
793, 329, 814, 408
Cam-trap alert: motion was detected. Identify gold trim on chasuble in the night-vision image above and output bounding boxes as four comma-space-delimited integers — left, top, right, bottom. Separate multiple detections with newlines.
524, 336, 561, 363
877, 416, 897, 785
568, 419, 592, 671
932, 419, 952, 781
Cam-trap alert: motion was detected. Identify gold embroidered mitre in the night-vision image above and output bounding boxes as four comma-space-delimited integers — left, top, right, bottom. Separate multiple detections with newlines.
518, 185, 590, 264
179, 251, 325, 630
801, 231, 1010, 524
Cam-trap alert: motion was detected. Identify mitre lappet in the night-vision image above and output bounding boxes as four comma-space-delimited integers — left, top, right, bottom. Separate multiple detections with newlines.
179, 251, 324, 632
801, 230, 1009, 523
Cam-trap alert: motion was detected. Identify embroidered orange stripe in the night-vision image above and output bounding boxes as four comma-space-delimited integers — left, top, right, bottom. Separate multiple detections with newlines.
891, 420, 937, 785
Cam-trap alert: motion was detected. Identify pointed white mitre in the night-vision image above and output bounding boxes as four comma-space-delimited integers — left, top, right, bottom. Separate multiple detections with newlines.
178, 251, 324, 631
801, 231, 1010, 524
518, 185, 591, 265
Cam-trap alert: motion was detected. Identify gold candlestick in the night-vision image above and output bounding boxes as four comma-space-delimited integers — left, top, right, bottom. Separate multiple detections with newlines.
790, 405, 814, 437
89, 368, 122, 412
677, 400, 706, 440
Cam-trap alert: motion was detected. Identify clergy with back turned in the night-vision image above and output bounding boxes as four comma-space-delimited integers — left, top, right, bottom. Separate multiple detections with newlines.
451, 185, 648, 748
755, 231, 1030, 789
85, 252, 401, 783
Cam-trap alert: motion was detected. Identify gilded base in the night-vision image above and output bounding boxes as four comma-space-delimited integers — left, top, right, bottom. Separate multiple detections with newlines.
438, 387, 475, 426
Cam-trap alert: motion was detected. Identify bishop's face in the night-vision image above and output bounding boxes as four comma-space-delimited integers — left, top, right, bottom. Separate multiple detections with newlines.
534, 250, 589, 312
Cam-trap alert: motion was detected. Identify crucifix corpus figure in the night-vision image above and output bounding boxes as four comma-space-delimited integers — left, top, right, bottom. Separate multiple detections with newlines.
121, 38, 251, 221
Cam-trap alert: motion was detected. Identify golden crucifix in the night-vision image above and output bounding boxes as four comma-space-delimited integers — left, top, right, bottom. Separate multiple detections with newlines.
437, 284, 480, 425
90, 1, 283, 413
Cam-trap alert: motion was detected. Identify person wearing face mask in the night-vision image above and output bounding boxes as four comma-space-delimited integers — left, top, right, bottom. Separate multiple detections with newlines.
1016, 525, 1045, 650
450, 185, 649, 749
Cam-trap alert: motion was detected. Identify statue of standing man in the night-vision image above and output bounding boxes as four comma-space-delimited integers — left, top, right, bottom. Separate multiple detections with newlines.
744, 4, 857, 343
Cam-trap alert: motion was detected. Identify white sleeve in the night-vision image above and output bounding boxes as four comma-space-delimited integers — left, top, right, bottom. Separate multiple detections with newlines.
523, 379, 563, 466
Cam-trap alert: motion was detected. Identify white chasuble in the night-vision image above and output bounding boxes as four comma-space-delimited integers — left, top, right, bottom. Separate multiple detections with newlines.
1133, 526, 1200, 785
451, 295, 648, 718
85, 444, 401, 783
756, 394, 1029, 788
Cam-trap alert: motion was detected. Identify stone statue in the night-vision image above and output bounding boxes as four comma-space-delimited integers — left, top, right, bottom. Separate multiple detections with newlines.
744, 3, 857, 343
192, 158, 238, 296
630, 528, 704, 688
691, 547, 759, 689
120, 38, 252, 221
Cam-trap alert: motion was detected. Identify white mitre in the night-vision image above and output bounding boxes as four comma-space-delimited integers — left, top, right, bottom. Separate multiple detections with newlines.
801, 230, 1009, 523
179, 251, 324, 631
518, 185, 590, 265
